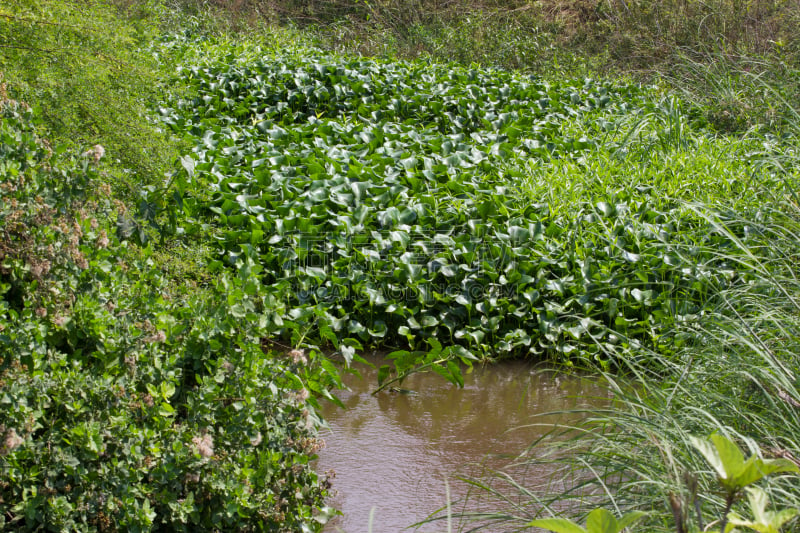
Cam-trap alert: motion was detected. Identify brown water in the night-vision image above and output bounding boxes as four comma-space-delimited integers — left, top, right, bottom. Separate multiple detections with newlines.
315, 357, 608, 532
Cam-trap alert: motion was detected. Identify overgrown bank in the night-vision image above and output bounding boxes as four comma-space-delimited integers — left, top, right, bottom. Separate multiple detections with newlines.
0, 94, 337, 530
177, 0, 800, 134
1, 2, 340, 530
1, 0, 800, 531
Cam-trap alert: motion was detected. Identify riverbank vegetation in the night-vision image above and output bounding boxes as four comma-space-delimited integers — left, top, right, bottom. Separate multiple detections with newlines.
1, 0, 799, 531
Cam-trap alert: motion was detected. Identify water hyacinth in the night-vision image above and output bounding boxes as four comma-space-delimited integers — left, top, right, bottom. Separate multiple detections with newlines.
157, 48, 787, 382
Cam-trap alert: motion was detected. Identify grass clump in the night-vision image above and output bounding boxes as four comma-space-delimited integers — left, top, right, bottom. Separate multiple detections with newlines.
444, 184, 800, 531
0, 0, 180, 186
191, 0, 800, 133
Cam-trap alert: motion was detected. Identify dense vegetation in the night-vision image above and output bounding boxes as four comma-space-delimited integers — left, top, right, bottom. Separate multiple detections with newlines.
1, 0, 799, 531
0, 87, 338, 531
158, 43, 790, 376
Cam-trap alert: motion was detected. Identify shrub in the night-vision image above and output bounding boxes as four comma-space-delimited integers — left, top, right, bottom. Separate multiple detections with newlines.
0, 0, 179, 184
0, 90, 334, 532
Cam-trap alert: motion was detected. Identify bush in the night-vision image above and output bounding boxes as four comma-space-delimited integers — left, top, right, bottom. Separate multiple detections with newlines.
0, 0, 179, 184
0, 91, 334, 531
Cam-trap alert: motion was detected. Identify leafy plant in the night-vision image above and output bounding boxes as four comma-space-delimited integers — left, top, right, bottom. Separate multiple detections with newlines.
155, 40, 787, 388
690, 434, 799, 533
453, 192, 800, 532
530, 508, 648, 533
0, 87, 334, 531
690, 434, 799, 499
524, 435, 798, 533
726, 487, 800, 533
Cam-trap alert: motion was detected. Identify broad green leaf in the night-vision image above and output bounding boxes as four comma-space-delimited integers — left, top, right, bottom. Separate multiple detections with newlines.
180, 155, 196, 177
726, 487, 800, 533
532, 509, 647, 533
586, 508, 618, 532
377, 365, 391, 386
616, 510, 648, 531
691, 434, 799, 493
691, 434, 742, 482
733, 457, 799, 489
527, 518, 586, 533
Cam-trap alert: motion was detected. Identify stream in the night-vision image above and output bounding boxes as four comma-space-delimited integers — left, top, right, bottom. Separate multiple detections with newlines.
315, 357, 608, 532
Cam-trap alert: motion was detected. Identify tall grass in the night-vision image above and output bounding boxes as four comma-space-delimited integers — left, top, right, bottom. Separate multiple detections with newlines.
144, 1, 800, 134
0, 0, 179, 180
443, 148, 800, 531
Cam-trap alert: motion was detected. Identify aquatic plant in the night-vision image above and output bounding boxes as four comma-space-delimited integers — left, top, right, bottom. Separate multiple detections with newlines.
156, 42, 789, 389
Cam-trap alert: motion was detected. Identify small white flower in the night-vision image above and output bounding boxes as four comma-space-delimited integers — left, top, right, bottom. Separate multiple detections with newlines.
288, 349, 307, 365
296, 388, 310, 403
84, 144, 105, 163
144, 331, 167, 343
192, 433, 214, 459
97, 230, 109, 249
1, 428, 24, 456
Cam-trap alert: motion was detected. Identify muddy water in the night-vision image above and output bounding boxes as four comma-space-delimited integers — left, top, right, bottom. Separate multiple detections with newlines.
315, 357, 608, 532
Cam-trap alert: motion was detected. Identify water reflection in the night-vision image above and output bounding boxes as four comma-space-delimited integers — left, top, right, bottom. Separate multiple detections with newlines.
316, 356, 608, 532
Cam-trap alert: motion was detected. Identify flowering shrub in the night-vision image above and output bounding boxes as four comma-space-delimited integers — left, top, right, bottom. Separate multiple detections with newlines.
0, 94, 335, 530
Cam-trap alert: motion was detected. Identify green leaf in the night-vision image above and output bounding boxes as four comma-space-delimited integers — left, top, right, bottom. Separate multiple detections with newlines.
377, 365, 391, 386
726, 487, 800, 533
585, 508, 618, 533
691, 434, 799, 493
691, 433, 742, 482
733, 457, 800, 489
615, 511, 648, 531
180, 155, 196, 177
527, 518, 587, 533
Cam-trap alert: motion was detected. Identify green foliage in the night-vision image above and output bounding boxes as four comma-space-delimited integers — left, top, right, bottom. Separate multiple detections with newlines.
461, 189, 800, 531
527, 435, 798, 533
690, 434, 799, 497
689, 434, 799, 533
3, 3, 799, 529
0, 92, 333, 530
155, 42, 789, 389
726, 487, 800, 533
530, 508, 648, 533
0, 0, 180, 183
256, 0, 800, 132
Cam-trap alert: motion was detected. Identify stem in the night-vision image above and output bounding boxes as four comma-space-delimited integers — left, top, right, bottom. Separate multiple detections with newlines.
719, 493, 736, 533
669, 492, 686, 533
371, 356, 448, 395
694, 494, 704, 531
